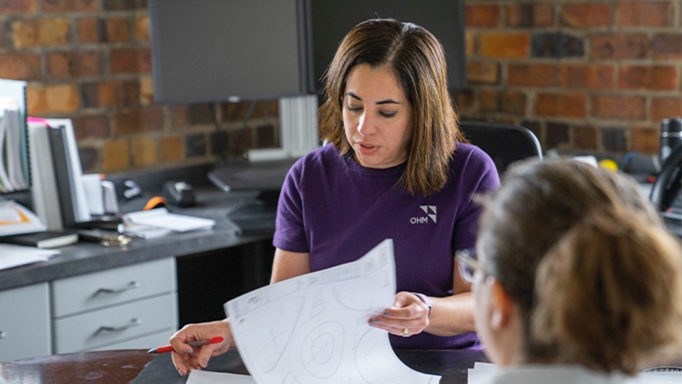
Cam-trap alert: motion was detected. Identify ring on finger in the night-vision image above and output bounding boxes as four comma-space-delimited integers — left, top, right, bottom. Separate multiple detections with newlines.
401, 328, 409, 337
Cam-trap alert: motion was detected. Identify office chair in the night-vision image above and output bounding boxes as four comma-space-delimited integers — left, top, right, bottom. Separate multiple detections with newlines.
459, 121, 543, 175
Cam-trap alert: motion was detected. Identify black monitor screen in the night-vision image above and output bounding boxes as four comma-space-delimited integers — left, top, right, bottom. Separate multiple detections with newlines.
309, 0, 467, 92
149, 0, 310, 104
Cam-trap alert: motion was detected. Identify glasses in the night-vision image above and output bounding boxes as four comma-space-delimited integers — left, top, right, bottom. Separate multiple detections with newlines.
455, 248, 489, 284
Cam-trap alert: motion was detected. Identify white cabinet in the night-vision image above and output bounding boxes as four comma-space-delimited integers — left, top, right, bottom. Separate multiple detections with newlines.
50, 257, 178, 354
0, 283, 51, 362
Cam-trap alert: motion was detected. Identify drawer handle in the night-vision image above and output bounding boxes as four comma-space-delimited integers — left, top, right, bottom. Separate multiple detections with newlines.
93, 281, 140, 297
0, 331, 6, 340
94, 318, 141, 336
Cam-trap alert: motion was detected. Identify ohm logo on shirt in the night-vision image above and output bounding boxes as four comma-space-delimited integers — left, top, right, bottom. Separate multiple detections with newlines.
410, 205, 437, 224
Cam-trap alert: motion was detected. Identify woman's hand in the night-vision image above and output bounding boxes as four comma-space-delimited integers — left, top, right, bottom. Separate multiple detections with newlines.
170, 319, 234, 376
367, 292, 430, 337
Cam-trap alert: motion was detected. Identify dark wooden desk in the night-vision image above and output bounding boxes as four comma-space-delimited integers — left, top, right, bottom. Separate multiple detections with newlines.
0, 349, 488, 384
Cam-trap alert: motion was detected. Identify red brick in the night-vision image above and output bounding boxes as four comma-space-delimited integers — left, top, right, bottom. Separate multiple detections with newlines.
480, 33, 530, 58
652, 34, 682, 60
561, 4, 612, 27
27, 84, 80, 114
82, 80, 140, 108
508, 64, 560, 87
592, 95, 645, 120
618, 66, 677, 91
77, 18, 99, 43
106, 17, 131, 43
40, 0, 98, 12
113, 107, 163, 135
591, 34, 649, 60
160, 136, 183, 162
47, 51, 101, 79
11, 18, 70, 49
139, 76, 153, 105
0, 0, 36, 14
0, 54, 41, 80
131, 137, 157, 168
110, 47, 151, 74
546, 122, 570, 148
467, 61, 498, 84
104, 0, 146, 11
465, 32, 475, 56
171, 104, 213, 125
135, 15, 149, 41
501, 91, 526, 115
650, 97, 682, 121
630, 127, 660, 154
466, 5, 500, 27
535, 93, 586, 119
451, 90, 475, 115
479, 90, 499, 112
102, 140, 129, 172
573, 126, 598, 150
507, 4, 553, 27
561, 64, 614, 90
72, 114, 109, 140
615, 1, 673, 27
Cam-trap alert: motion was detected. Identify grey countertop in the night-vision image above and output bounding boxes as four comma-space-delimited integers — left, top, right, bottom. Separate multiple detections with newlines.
0, 187, 271, 291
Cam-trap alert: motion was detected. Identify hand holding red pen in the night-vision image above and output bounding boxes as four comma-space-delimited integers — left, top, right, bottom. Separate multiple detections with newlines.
169, 319, 235, 376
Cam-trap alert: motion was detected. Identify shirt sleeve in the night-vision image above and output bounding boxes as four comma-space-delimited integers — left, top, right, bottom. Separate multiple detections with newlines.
452, 147, 501, 254
273, 161, 310, 253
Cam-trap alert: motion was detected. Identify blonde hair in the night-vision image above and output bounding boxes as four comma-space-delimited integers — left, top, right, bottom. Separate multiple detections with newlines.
477, 159, 682, 374
319, 18, 463, 196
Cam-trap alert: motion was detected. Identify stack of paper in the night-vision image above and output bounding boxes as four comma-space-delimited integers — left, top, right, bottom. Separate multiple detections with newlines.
0, 100, 28, 192
0, 244, 58, 271
123, 208, 215, 233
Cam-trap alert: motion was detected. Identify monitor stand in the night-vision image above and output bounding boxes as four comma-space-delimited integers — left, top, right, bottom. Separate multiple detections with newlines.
225, 190, 279, 237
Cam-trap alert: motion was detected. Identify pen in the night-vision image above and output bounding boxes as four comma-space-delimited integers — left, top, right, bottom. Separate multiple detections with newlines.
147, 336, 224, 354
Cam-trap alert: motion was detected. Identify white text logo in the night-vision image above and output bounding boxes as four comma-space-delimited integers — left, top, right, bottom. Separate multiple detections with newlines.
410, 205, 437, 224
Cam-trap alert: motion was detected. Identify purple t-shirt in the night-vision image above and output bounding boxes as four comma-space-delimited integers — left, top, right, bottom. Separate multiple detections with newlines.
274, 143, 499, 349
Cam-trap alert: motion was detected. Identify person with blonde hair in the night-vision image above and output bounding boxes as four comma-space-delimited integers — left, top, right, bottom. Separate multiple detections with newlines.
458, 159, 682, 382
170, 18, 499, 375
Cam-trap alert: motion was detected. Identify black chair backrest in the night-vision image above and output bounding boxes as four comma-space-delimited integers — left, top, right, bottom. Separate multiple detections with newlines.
459, 121, 543, 175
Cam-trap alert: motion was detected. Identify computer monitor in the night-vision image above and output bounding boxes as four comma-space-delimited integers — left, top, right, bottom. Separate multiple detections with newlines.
149, 0, 312, 104
309, 0, 467, 92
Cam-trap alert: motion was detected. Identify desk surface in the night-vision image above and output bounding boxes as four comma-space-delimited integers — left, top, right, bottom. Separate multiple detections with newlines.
0, 187, 271, 291
0, 349, 488, 384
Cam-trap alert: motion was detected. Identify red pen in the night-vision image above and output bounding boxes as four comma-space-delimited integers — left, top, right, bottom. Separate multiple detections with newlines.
147, 336, 224, 354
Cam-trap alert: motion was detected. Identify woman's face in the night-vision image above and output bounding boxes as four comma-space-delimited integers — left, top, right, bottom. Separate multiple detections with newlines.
342, 64, 413, 169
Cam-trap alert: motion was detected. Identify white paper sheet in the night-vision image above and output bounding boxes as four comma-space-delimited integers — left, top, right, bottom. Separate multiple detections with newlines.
124, 208, 215, 232
0, 244, 58, 271
188, 370, 256, 384
224, 239, 439, 384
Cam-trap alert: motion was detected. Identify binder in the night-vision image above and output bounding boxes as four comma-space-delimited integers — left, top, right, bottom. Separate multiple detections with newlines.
28, 121, 63, 230
48, 126, 77, 228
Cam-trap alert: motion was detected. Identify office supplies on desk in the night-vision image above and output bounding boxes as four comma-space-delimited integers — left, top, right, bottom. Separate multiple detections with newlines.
0, 200, 45, 236
124, 208, 215, 232
1, 230, 78, 248
147, 336, 224, 354
0, 244, 58, 271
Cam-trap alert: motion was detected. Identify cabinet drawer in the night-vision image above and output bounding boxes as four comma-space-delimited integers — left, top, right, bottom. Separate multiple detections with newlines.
52, 257, 176, 318
53, 293, 177, 354
0, 283, 51, 362
92, 329, 175, 352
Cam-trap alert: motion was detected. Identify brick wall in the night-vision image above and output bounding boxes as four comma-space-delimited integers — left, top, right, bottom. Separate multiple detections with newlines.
0, 0, 279, 173
460, 0, 682, 155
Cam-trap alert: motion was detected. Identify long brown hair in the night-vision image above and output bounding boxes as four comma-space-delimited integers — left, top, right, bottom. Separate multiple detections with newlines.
319, 18, 463, 196
477, 159, 682, 374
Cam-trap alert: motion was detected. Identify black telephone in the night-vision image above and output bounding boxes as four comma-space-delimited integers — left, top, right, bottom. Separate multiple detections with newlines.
650, 143, 682, 220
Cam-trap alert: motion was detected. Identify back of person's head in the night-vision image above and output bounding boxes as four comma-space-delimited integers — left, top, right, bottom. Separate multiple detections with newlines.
477, 158, 682, 374
319, 18, 464, 196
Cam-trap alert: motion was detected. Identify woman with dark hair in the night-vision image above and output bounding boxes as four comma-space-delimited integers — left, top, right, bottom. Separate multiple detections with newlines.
170, 18, 499, 375
462, 159, 682, 382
